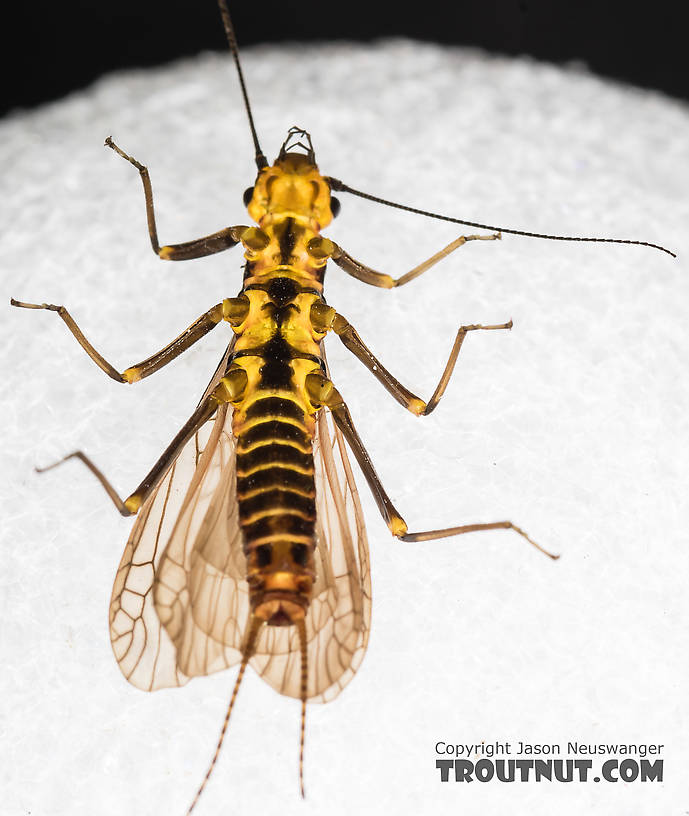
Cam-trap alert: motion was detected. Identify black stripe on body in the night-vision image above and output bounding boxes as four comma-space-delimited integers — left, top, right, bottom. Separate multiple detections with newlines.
277, 217, 297, 264
245, 397, 305, 423
242, 513, 314, 542
236, 394, 317, 552
239, 489, 316, 523
267, 276, 298, 306
259, 334, 294, 389
236, 444, 313, 474
243, 280, 323, 300
237, 466, 315, 495
238, 419, 311, 452
232, 348, 323, 367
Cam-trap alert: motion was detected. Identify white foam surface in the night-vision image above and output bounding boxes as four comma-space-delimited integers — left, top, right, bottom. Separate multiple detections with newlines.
2, 40, 688, 816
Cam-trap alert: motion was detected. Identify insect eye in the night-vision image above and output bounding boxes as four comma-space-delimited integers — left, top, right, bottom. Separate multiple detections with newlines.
330, 196, 341, 218
243, 186, 254, 206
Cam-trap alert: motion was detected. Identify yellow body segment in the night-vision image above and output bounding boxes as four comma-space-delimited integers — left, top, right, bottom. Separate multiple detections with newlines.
224, 150, 338, 626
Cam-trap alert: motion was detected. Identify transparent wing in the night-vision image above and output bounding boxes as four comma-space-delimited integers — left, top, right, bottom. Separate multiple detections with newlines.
110, 346, 371, 702
152, 398, 248, 683
108, 344, 242, 691
250, 405, 372, 703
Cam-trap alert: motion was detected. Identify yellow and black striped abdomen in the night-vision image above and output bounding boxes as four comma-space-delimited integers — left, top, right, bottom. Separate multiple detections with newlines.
235, 391, 319, 625
236, 397, 316, 549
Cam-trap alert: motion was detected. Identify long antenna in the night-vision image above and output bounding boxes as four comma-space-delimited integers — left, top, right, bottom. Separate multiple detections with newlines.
326, 177, 676, 258
217, 0, 268, 169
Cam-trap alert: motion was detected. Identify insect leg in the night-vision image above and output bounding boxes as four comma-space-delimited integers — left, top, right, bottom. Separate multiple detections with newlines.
306, 375, 555, 559
105, 137, 248, 260
37, 379, 241, 516
9, 299, 242, 382
326, 310, 511, 416
327, 233, 500, 288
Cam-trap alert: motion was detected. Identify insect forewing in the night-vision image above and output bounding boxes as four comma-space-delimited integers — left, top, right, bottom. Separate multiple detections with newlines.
110, 349, 371, 701
109, 343, 241, 691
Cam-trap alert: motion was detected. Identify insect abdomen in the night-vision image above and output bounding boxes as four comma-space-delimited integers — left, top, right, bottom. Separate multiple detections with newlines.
235, 391, 318, 621
237, 398, 316, 540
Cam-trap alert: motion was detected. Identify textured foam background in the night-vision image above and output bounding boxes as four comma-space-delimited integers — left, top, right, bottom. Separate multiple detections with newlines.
2, 40, 688, 815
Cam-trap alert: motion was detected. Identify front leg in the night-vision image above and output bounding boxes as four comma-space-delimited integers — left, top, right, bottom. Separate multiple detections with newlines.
105, 137, 248, 261
309, 233, 500, 289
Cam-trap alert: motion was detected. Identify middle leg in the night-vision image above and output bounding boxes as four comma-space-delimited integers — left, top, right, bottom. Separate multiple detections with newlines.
10, 297, 248, 383
311, 302, 512, 416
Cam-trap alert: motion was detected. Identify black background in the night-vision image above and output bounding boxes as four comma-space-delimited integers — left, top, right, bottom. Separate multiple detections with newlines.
4, 0, 688, 117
